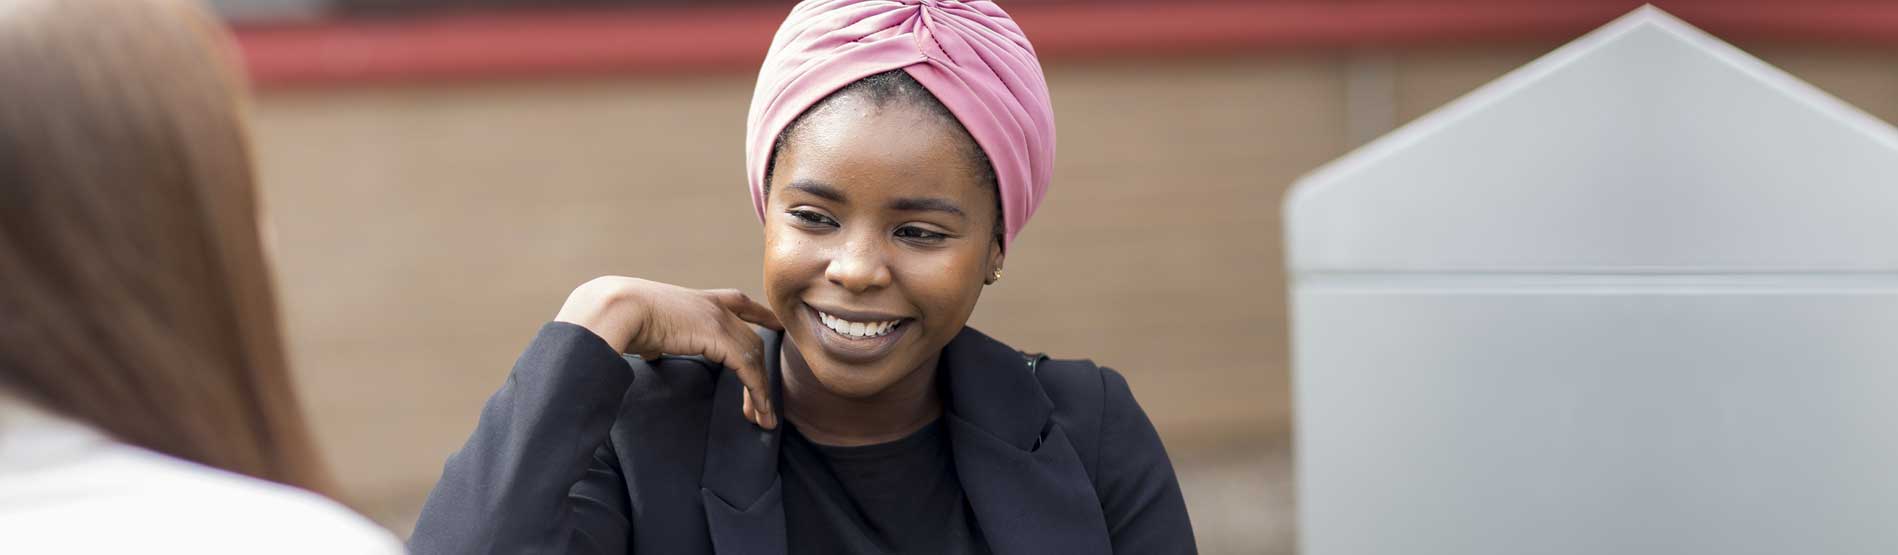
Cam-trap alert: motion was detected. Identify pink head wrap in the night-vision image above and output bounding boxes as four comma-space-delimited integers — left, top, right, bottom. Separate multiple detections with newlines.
745, 0, 1056, 250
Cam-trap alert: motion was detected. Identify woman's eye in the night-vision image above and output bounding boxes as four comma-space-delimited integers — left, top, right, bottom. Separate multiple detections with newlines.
788, 209, 836, 227
895, 226, 947, 243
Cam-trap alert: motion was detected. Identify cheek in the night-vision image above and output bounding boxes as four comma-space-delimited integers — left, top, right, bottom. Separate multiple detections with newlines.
762, 225, 824, 306
900, 248, 990, 322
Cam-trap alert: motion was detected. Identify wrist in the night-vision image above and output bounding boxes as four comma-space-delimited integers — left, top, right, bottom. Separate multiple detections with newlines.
554, 277, 647, 352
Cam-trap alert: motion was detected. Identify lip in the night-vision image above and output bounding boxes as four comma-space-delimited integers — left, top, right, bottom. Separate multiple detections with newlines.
801, 302, 912, 364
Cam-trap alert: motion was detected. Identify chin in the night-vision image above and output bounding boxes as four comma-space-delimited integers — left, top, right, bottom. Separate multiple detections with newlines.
786, 331, 912, 398
805, 362, 902, 399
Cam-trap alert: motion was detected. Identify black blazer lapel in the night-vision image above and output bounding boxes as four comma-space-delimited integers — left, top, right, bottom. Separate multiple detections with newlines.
941, 328, 1112, 554
699, 329, 788, 555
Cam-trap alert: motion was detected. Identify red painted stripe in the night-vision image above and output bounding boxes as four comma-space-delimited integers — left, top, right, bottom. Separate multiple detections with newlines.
236, 6, 789, 87
232, 1, 1898, 89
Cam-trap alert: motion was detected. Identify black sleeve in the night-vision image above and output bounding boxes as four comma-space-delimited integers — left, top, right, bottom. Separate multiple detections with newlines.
409, 322, 637, 554
1097, 367, 1198, 554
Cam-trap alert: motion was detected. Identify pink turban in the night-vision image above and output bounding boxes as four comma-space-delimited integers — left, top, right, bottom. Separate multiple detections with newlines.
745, 0, 1056, 249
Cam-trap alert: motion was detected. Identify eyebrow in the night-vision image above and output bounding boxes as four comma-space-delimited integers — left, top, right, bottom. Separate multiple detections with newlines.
888, 197, 966, 219
787, 179, 967, 220
786, 180, 847, 203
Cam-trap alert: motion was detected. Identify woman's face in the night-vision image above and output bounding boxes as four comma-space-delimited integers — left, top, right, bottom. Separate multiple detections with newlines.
763, 93, 1003, 400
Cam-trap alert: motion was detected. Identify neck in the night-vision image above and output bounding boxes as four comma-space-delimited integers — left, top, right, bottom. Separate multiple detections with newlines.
779, 338, 943, 447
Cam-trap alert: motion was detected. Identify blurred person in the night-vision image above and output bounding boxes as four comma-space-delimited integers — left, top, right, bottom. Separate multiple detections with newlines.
0, 0, 403, 552
411, 0, 1195, 553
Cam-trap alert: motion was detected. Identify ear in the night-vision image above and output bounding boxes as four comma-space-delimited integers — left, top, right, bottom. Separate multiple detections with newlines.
984, 237, 1006, 285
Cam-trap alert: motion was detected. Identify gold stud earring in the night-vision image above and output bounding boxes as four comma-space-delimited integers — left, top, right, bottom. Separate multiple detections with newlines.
987, 268, 1003, 284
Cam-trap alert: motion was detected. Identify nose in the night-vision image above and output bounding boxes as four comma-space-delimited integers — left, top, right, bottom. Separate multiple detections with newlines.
825, 230, 893, 293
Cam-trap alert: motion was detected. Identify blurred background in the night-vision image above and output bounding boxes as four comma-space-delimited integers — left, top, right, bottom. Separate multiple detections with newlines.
204, 1, 1898, 552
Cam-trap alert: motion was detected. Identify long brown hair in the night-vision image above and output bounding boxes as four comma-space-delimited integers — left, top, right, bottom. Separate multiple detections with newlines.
0, 0, 333, 495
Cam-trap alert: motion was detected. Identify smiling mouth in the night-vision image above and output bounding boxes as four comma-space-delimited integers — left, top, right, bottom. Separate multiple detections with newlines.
816, 310, 905, 339
802, 304, 911, 364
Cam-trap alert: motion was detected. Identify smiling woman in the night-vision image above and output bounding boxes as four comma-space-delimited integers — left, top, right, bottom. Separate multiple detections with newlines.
409, 1, 1196, 553
764, 71, 1004, 437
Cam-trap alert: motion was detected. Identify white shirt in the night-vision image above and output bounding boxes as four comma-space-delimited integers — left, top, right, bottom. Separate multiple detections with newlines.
0, 397, 405, 554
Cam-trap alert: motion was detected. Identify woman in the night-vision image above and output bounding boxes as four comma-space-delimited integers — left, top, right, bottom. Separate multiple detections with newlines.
0, 0, 402, 552
412, 1, 1195, 553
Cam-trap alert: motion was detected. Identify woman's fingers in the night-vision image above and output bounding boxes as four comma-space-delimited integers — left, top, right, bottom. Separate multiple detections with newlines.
608, 284, 779, 429
709, 289, 783, 330
742, 388, 757, 426
711, 294, 779, 429
700, 317, 776, 429
729, 316, 777, 430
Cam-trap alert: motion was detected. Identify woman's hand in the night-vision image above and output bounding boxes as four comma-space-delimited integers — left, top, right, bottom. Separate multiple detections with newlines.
554, 276, 783, 429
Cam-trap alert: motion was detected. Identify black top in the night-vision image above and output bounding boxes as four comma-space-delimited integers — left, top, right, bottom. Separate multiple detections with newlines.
782, 418, 990, 555
409, 323, 1197, 554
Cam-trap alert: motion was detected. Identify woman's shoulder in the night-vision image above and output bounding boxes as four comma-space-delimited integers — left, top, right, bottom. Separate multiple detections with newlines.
0, 436, 403, 553
1026, 355, 1147, 423
1004, 347, 1166, 491
955, 327, 1143, 416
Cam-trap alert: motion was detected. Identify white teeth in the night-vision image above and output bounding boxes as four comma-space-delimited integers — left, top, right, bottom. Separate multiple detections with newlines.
817, 310, 901, 339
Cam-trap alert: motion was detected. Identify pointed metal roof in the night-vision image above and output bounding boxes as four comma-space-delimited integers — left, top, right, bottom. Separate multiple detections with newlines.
1285, 5, 1898, 274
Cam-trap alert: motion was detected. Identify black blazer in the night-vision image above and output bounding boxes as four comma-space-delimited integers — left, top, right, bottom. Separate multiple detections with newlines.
410, 322, 1195, 554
